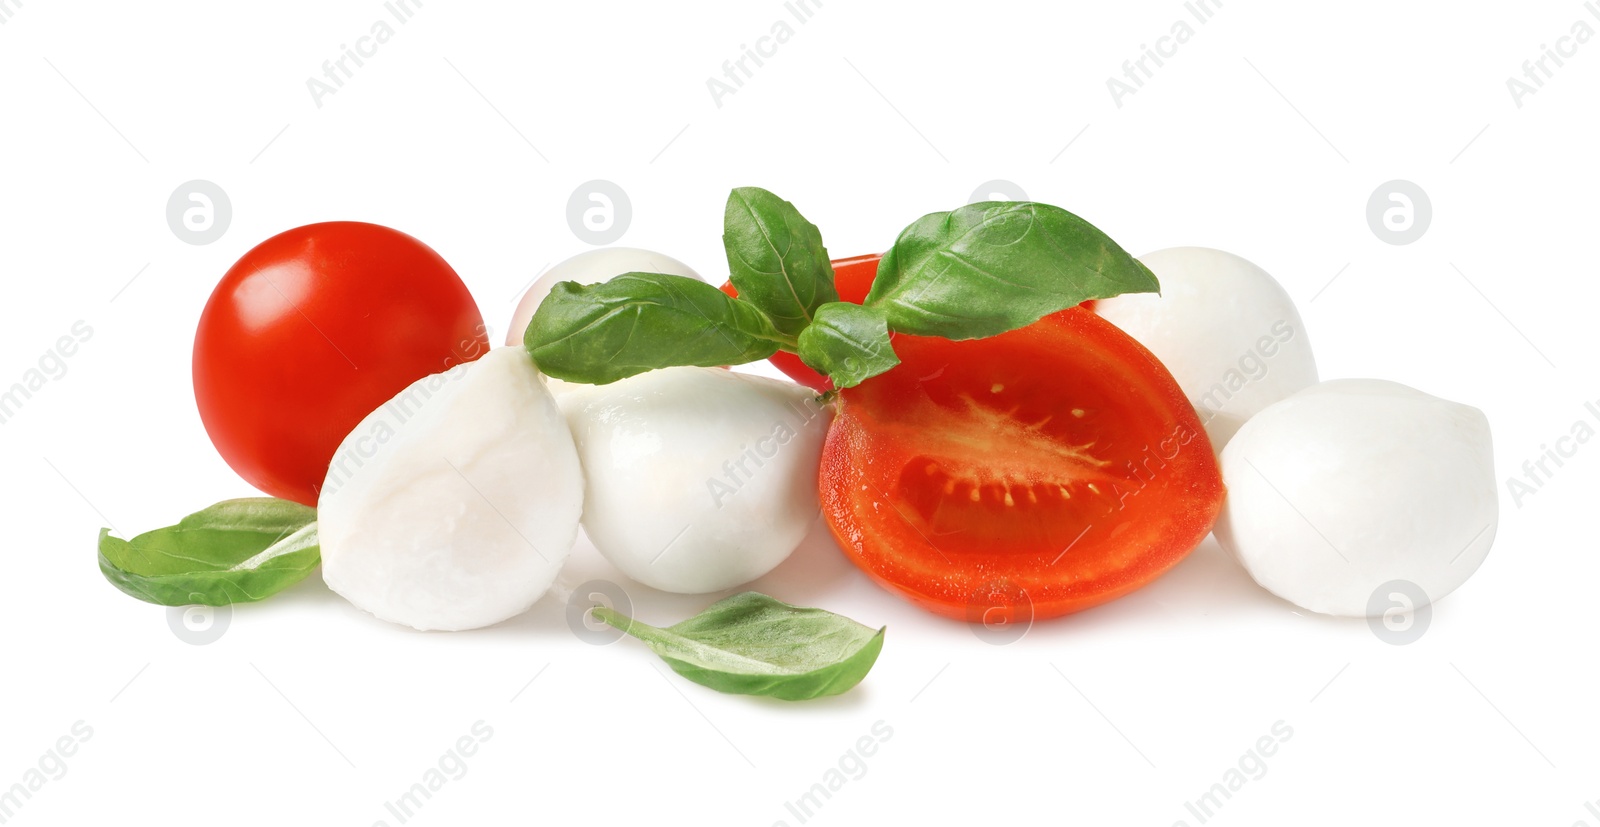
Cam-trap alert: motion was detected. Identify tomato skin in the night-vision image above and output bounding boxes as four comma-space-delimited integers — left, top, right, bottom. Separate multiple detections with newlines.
819, 307, 1224, 622
820, 253, 883, 305
193, 222, 490, 506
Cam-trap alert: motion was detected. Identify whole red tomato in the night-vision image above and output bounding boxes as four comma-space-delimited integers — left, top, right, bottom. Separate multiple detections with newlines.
193, 222, 490, 506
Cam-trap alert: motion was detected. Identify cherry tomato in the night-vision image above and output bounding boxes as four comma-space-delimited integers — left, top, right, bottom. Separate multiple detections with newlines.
194, 222, 490, 506
819, 306, 1224, 622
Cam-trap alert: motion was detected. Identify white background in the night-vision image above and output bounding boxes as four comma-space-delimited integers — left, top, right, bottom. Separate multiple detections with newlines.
2, 0, 1597, 824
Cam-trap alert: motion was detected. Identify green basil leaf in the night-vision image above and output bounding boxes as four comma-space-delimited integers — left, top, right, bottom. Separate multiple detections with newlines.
866, 201, 1160, 339
796, 302, 899, 389
595, 592, 885, 701
525, 272, 787, 385
723, 187, 839, 337
98, 498, 320, 606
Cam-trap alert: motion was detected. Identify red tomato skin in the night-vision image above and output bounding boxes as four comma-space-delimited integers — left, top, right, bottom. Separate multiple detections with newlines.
193, 222, 490, 506
822, 253, 884, 305
819, 307, 1223, 623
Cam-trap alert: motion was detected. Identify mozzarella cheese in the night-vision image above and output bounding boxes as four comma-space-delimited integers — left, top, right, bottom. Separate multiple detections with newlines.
318, 347, 584, 631
559, 366, 830, 594
1213, 379, 1496, 617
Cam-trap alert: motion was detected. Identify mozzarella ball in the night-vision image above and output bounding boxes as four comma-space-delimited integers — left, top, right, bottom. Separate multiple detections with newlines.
1213, 379, 1497, 617
1095, 247, 1318, 449
560, 367, 829, 594
319, 347, 584, 631
506, 247, 700, 347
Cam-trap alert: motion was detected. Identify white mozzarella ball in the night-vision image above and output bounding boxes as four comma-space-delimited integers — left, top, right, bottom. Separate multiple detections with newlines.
1213, 379, 1497, 617
559, 366, 830, 594
1095, 246, 1318, 449
505, 247, 700, 347
318, 347, 584, 631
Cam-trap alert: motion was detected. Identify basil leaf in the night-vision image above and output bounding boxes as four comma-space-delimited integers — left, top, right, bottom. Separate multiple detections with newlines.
595, 592, 885, 701
866, 201, 1160, 339
525, 272, 787, 385
98, 498, 320, 606
796, 302, 899, 389
723, 187, 839, 337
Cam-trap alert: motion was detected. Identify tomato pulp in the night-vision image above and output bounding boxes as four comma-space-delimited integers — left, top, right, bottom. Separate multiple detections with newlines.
820, 307, 1224, 622
194, 222, 490, 506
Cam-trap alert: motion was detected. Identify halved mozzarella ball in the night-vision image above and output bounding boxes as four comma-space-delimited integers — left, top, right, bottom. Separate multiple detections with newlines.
559, 367, 830, 594
1095, 247, 1318, 449
318, 347, 584, 631
1213, 379, 1497, 617
505, 247, 700, 347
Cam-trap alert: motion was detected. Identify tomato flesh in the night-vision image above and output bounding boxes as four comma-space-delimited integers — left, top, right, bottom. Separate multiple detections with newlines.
193, 222, 490, 506
820, 307, 1223, 622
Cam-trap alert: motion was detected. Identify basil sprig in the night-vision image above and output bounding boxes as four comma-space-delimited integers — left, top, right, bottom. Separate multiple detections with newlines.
526, 272, 786, 385
724, 187, 838, 337
795, 302, 899, 389
594, 592, 885, 701
867, 201, 1161, 339
98, 498, 320, 606
524, 186, 1159, 389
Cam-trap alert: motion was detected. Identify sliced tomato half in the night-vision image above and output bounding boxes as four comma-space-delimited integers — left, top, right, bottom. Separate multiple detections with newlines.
820, 306, 1224, 622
